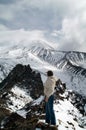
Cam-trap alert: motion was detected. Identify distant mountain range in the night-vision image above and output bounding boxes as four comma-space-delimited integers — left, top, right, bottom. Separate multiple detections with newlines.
0, 40, 86, 95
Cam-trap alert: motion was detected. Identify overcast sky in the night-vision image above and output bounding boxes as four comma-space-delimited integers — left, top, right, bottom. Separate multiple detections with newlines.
0, 0, 86, 52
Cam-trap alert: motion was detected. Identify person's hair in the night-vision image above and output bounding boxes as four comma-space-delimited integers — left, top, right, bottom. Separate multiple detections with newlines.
47, 70, 53, 76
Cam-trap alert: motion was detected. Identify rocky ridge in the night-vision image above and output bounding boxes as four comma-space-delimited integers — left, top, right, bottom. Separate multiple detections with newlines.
0, 64, 86, 130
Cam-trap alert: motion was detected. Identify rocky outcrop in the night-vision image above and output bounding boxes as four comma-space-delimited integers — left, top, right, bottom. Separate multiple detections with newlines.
0, 64, 44, 99
67, 91, 86, 115
0, 64, 44, 129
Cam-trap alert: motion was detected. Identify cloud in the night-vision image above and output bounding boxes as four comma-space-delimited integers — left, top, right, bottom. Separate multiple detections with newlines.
0, 0, 15, 5
0, 0, 86, 52
0, 24, 9, 31
0, 0, 86, 30
0, 4, 14, 21
0, 0, 78, 29
0, 29, 45, 44
51, 16, 86, 52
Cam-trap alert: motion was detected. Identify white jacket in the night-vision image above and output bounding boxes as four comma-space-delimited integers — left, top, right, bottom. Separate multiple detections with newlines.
44, 76, 57, 98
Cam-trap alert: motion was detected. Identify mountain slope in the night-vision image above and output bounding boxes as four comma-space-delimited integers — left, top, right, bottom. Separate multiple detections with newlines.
0, 41, 86, 95
0, 64, 86, 130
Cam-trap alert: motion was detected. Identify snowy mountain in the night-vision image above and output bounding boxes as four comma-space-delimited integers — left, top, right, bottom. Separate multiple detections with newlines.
0, 40, 86, 130
0, 40, 86, 95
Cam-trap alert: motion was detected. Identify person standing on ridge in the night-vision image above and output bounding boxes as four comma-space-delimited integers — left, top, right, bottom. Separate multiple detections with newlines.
44, 70, 57, 125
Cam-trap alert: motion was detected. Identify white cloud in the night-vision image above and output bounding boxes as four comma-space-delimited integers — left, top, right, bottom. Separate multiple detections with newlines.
0, 0, 86, 52
0, 0, 86, 30
0, 24, 9, 31
0, 29, 45, 44
51, 17, 86, 52
0, 5, 13, 21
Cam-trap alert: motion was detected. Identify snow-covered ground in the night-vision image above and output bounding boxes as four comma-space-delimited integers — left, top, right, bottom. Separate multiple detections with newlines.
7, 85, 33, 111
15, 92, 86, 130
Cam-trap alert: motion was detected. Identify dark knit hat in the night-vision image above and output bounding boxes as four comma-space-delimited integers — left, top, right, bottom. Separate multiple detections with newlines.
47, 70, 53, 76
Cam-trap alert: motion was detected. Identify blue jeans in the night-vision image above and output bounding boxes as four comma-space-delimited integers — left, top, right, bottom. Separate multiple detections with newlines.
45, 95, 56, 125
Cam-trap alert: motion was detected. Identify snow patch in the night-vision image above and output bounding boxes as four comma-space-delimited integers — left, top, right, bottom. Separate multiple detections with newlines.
7, 85, 32, 111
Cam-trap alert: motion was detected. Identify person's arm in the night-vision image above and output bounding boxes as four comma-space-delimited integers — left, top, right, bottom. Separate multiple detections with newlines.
44, 82, 48, 102
44, 86, 49, 102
